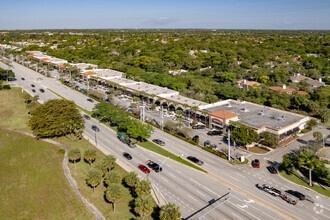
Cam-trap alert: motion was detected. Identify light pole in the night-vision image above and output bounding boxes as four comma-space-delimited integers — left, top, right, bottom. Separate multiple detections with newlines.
87, 75, 90, 96
227, 127, 231, 162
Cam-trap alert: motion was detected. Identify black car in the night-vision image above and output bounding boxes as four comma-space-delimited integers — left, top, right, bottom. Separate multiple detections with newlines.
92, 125, 100, 132
192, 135, 199, 143
39, 89, 45, 93
31, 84, 35, 87
207, 130, 221, 136
83, 114, 91, 120
87, 98, 94, 102
21, 77, 25, 80
286, 190, 305, 200
152, 139, 165, 146
32, 89, 36, 93
267, 166, 277, 174
123, 152, 132, 160
187, 156, 204, 165
192, 124, 205, 129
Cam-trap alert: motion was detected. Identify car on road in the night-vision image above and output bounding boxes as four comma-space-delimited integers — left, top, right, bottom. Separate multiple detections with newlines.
21, 77, 25, 80
138, 164, 150, 174
83, 114, 91, 120
32, 89, 36, 93
207, 130, 221, 136
39, 89, 45, 93
152, 139, 165, 146
87, 98, 94, 102
192, 135, 199, 143
147, 160, 162, 172
92, 125, 100, 132
252, 159, 260, 168
267, 166, 277, 174
286, 190, 305, 200
187, 156, 204, 165
204, 140, 211, 147
192, 124, 205, 129
123, 152, 132, 160
31, 84, 35, 87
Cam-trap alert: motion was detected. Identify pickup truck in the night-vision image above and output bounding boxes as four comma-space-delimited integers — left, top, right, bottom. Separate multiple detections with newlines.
147, 160, 163, 172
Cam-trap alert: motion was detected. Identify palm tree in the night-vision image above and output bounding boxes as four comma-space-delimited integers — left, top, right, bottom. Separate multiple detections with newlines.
135, 180, 152, 196
102, 155, 116, 173
124, 172, 139, 188
192, 106, 199, 121
313, 132, 323, 147
84, 149, 97, 166
160, 203, 181, 220
68, 148, 81, 168
86, 169, 102, 193
134, 195, 154, 217
105, 183, 123, 213
104, 171, 121, 186
175, 109, 183, 127
298, 150, 319, 186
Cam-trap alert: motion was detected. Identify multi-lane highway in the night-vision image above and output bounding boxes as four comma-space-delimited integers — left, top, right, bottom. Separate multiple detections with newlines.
2, 59, 330, 220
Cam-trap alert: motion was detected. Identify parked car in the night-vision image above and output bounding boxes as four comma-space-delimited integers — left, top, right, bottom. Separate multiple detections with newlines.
187, 156, 204, 165
252, 159, 260, 168
21, 77, 25, 80
123, 152, 132, 160
87, 98, 94, 102
286, 190, 305, 200
31, 84, 35, 87
91, 125, 100, 132
32, 89, 36, 93
267, 166, 277, 174
192, 124, 205, 129
204, 140, 211, 147
83, 114, 91, 120
192, 135, 199, 143
207, 130, 221, 136
152, 139, 165, 146
138, 164, 150, 174
39, 89, 45, 93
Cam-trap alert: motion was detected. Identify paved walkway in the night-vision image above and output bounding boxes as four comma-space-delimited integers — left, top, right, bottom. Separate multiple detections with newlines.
1, 127, 105, 220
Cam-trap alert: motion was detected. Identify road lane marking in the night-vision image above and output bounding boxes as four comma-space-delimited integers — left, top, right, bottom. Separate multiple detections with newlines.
188, 195, 198, 202
229, 201, 261, 220
230, 176, 239, 181
189, 178, 220, 197
260, 157, 275, 167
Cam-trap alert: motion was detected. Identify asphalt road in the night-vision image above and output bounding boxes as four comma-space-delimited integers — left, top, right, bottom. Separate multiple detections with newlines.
4, 60, 330, 220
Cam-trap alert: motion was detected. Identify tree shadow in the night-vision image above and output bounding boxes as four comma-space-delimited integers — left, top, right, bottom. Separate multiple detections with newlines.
297, 139, 308, 145
151, 206, 161, 220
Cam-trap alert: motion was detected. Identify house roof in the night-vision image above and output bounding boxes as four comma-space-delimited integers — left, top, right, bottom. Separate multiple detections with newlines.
58, 64, 65, 68
237, 80, 260, 86
40, 58, 49, 61
209, 110, 238, 120
269, 86, 296, 93
27, 54, 35, 57
82, 71, 97, 76
297, 91, 308, 95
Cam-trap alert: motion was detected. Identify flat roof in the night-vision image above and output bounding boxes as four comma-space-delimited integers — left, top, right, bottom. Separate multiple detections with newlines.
204, 100, 306, 131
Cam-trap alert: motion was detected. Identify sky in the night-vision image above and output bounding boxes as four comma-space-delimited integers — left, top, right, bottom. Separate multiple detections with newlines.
0, 0, 329, 30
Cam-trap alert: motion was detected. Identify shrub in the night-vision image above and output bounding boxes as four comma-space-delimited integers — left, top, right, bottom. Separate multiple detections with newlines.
301, 128, 311, 134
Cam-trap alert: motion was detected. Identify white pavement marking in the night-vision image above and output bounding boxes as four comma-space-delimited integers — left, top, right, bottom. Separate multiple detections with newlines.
229, 201, 261, 220
231, 212, 244, 220
247, 203, 277, 220
189, 178, 220, 197
175, 170, 183, 174
196, 190, 206, 197
230, 176, 239, 181
161, 177, 169, 182
168, 172, 176, 178
188, 195, 198, 202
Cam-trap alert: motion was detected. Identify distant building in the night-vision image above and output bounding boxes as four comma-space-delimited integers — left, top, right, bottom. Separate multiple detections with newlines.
290, 74, 325, 90
269, 85, 296, 95
237, 79, 260, 90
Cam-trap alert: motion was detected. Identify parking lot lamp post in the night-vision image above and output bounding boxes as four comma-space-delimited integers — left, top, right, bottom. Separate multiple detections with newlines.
228, 128, 231, 161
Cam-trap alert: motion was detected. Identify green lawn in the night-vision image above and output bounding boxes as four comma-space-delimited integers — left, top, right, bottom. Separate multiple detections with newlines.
279, 169, 330, 197
0, 88, 31, 132
0, 128, 94, 219
138, 141, 207, 173
248, 146, 270, 154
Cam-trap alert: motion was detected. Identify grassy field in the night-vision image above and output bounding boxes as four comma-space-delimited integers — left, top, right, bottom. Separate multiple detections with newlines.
248, 146, 270, 154
0, 88, 31, 132
279, 170, 330, 197
138, 141, 207, 173
0, 128, 94, 219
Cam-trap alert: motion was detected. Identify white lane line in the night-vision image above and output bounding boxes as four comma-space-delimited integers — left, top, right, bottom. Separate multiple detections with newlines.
247, 203, 278, 220
231, 212, 244, 220
161, 177, 169, 182
188, 195, 198, 202
196, 190, 207, 197
168, 173, 176, 178
228, 201, 261, 220
175, 170, 183, 174
230, 176, 239, 181
189, 178, 220, 197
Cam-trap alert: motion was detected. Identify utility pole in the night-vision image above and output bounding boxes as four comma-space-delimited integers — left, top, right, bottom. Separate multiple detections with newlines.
161, 105, 164, 130
228, 128, 230, 162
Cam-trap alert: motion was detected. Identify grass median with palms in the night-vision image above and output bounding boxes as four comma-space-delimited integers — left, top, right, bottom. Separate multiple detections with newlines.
0, 88, 155, 219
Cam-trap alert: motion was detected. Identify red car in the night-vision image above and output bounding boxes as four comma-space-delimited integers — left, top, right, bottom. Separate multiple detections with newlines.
252, 159, 260, 168
138, 164, 150, 174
